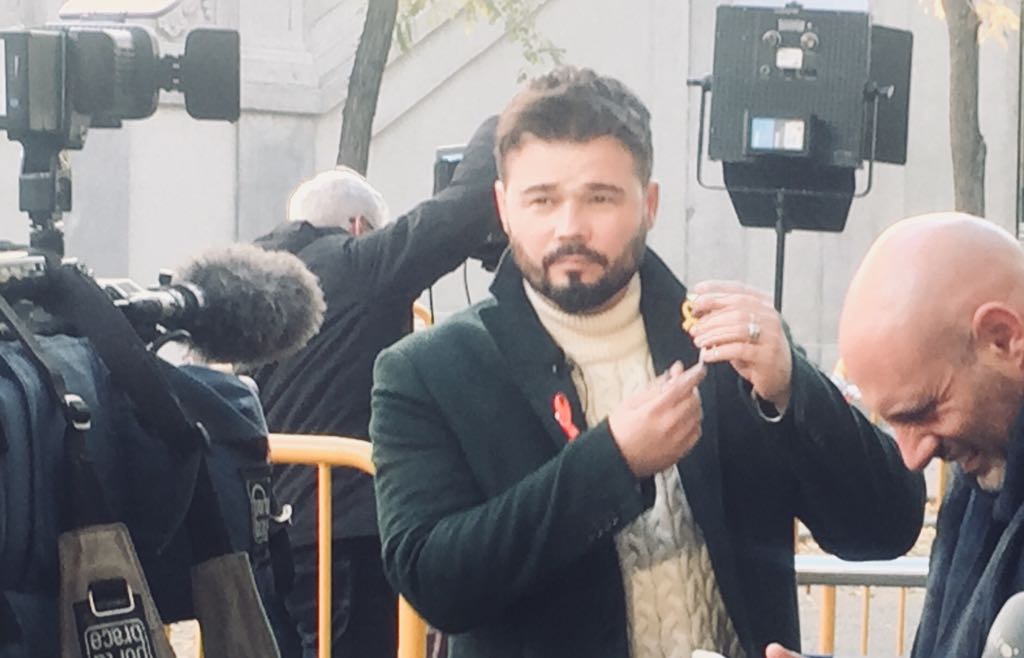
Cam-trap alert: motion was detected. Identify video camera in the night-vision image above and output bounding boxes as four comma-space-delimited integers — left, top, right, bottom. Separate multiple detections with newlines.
0, 7, 243, 353
0, 15, 303, 657
0, 14, 239, 256
433, 144, 508, 272
0, 24, 238, 146
0, 8, 324, 370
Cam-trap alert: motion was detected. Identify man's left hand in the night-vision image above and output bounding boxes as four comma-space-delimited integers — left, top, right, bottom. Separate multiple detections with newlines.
688, 280, 792, 413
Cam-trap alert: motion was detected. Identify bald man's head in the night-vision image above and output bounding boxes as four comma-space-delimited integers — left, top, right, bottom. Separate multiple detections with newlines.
842, 213, 1024, 356
839, 212, 1024, 485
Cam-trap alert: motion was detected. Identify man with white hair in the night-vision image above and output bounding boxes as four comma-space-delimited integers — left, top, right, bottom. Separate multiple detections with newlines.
252, 117, 500, 658
287, 166, 391, 234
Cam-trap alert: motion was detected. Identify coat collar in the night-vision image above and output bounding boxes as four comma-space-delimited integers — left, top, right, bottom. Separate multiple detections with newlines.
480, 248, 751, 648
923, 472, 1024, 655
256, 221, 348, 255
481, 252, 587, 451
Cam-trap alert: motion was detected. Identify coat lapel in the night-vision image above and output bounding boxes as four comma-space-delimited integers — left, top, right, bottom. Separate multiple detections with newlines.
480, 256, 587, 451
640, 251, 752, 648
937, 490, 1024, 655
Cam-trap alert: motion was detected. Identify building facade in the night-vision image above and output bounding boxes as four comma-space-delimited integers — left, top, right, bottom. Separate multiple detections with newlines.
0, 0, 1016, 366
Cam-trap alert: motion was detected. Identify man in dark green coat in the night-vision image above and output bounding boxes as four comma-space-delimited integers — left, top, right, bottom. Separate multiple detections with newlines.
370, 66, 924, 658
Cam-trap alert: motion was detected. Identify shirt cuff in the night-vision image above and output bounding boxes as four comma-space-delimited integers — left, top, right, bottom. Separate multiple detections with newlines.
750, 386, 786, 423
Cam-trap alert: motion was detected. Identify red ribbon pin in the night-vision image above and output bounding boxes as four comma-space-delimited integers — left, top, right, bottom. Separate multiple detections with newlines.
552, 392, 580, 441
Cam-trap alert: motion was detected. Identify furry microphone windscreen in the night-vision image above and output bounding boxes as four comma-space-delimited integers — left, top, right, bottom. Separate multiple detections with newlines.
177, 244, 326, 368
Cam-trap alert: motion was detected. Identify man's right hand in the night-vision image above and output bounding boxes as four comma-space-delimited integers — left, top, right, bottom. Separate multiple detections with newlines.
608, 360, 706, 478
764, 643, 804, 658
447, 115, 498, 192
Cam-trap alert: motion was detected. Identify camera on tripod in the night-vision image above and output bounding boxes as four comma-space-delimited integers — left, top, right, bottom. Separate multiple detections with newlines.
0, 14, 240, 256
0, 12, 243, 357
0, 24, 238, 148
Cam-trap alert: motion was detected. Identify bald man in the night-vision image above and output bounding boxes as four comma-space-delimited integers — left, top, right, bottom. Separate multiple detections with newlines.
768, 212, 1024, 658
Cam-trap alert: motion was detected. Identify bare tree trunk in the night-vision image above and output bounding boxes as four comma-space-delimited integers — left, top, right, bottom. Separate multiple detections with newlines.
943, 0, 986, 216
337, 0, 400, 173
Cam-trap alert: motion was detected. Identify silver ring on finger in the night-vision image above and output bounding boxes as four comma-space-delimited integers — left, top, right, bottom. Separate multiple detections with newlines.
747, 321, 761, 343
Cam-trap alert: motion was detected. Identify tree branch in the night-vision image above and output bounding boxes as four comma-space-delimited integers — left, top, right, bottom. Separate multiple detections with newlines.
943, 0, 987, 216
337, 0, 400, 173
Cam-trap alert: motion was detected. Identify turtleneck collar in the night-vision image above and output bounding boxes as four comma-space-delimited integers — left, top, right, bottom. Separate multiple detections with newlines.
523, 274, 646, 365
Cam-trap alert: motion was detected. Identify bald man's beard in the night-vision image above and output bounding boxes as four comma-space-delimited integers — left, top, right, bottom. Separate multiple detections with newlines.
511, 227, 647, 314
970, 365, 1021, 445
952, 365, 1022, 489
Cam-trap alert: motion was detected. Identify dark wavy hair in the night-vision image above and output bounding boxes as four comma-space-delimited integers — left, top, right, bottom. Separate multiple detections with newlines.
495, 66, 654, 184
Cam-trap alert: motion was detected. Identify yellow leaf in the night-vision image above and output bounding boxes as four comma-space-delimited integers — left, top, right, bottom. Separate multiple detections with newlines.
915, 0, 946, 19
979, 22, 1003, 46
974, 0, 1019, 46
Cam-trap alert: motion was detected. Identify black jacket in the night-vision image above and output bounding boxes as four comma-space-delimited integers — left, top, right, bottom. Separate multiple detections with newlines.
370, 250, 926, 657
253, 118, 500, 543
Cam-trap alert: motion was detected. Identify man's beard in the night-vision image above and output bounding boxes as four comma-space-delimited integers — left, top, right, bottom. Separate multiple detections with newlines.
512, 227, 647, 314
948, 365, 1022, 490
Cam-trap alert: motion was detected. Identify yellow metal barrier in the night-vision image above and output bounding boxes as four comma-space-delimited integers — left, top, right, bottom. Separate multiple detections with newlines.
412, 302, 433, 328
268, 429, 925, 657
268, 434, 429, 658
812, 584, 909, 655
818, 586, 836, 655
797, 555, 927, 655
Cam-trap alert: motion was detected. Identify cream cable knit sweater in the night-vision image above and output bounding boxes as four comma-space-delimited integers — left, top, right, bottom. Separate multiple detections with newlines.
525, 276, 744, 658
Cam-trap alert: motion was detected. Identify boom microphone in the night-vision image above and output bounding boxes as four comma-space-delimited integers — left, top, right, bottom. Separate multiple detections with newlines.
114, 244, 326, 368
982, 591, 1024, 658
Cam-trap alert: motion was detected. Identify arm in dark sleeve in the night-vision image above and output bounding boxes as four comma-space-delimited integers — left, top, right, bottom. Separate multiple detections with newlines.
748, 349, 925, 559
349, 117, 502, 300
370, 346, 653, 633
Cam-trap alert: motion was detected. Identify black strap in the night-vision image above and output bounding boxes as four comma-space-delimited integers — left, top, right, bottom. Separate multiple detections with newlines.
0, 591, 22, 646
186, 458, 235, 562
0, 291, 111, 529
45, 264, 237, 561
0, 293, 84, 428
42, 264, 205, 455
